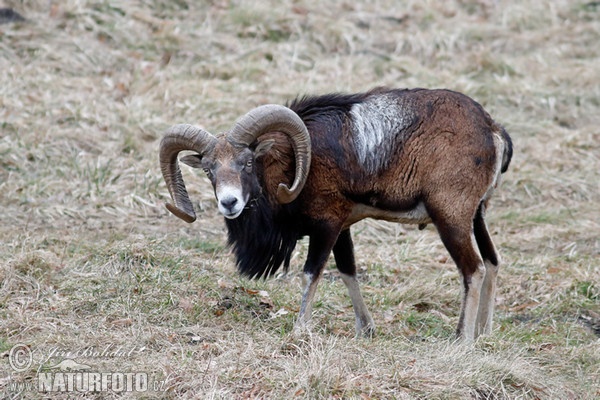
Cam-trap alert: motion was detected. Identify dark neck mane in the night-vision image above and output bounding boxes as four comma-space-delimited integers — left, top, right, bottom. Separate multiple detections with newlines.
225, 195, 300, 279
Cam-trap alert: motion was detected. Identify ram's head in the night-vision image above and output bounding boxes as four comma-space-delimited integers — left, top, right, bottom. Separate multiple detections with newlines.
159, 105, 311, 222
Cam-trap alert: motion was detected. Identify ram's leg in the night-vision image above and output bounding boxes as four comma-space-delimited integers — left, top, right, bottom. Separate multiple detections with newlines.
333, 229, 375, 338
296, 272, 322, 332
473, 203, 500, 337
294, 227, 340, 333
435, 219, 486, 342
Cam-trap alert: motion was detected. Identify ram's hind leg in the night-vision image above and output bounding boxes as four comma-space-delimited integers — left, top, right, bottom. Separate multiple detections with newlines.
333, 229, 375, 338
434, 216, 486, 342
474, 203, 500, 337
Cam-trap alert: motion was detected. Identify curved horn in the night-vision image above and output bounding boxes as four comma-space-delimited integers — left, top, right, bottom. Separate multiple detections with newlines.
159, 124, 217, 223
228, 104, 311, 204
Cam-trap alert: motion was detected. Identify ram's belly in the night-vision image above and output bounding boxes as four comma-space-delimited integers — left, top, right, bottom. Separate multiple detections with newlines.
344, 202, 432, 229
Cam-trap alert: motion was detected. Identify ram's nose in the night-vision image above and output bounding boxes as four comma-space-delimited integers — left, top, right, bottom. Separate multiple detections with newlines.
220, 196, 238, 211
216, 186, 246, 219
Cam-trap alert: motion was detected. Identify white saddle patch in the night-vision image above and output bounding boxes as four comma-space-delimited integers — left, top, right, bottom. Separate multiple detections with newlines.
350, 94, 415, 174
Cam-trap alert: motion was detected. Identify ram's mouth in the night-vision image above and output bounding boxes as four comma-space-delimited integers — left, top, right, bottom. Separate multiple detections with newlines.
222, 209, 244, 219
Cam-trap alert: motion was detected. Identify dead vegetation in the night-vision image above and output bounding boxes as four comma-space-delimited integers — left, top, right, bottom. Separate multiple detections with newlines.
0, 0, 598, 399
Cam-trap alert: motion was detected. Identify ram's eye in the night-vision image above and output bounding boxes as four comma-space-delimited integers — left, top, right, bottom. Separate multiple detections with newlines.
245, 160, 253, 169
203, 168, 212, 177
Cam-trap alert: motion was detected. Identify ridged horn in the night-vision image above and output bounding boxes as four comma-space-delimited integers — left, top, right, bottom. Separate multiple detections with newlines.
228, 104, 311, 203
159, 124, 217, 223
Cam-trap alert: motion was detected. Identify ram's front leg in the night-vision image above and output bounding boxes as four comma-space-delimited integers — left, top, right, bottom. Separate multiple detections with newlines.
294, 227, 341, 333
333, 229, 375, 338
295, 271, 322, 332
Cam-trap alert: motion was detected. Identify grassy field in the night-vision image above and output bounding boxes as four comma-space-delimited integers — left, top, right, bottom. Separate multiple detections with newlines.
1, 0, 599, 398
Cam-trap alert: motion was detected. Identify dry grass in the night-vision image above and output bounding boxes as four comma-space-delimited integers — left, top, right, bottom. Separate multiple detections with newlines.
1, 0, 599, 399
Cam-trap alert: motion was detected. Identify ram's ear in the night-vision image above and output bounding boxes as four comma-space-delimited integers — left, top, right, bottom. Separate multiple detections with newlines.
180, 154, 203, 168
254, 139, 275, 158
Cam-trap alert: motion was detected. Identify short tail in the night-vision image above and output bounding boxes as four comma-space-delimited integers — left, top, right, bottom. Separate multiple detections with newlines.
500, 127, 513, 173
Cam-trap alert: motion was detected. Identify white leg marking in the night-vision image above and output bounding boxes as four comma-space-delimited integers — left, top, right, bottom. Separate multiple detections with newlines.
455, 233, 487, 341
459, 263, 486, 342
294, 272, 322, 333
340, 273, 375, 337
476, 260, 499, 336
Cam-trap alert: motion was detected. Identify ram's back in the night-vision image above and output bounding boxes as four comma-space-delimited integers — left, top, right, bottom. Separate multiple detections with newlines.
279, 88, 508, 228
